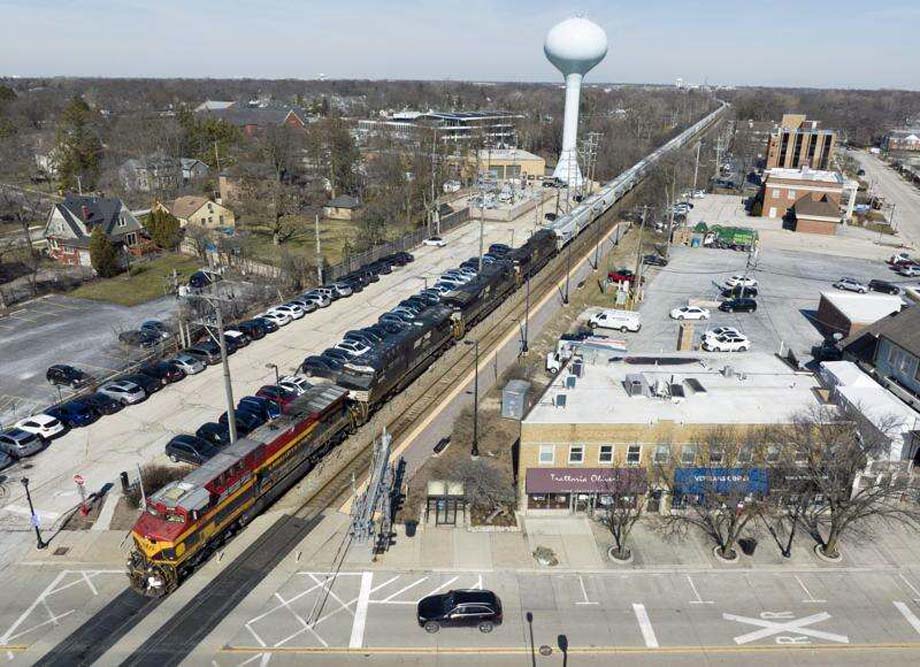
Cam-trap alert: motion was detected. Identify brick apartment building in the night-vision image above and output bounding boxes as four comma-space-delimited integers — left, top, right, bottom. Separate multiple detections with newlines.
761, 167, 849, 235
884, 129, 920, 155
766, 114, 837, 170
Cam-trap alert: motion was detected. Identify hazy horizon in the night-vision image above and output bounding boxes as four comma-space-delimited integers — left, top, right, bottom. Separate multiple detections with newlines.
1, 0, 918, 90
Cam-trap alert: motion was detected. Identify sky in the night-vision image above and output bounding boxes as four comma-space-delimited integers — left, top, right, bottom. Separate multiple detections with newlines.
1, 0, 918, 89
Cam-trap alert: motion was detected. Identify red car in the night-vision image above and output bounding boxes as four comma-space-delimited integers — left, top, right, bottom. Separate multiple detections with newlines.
607, 269, 638, 284
255, 385, 299, 409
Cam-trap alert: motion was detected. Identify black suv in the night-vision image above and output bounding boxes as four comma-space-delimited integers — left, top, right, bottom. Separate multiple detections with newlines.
719, 297, 758, 313
868, 279, 901, 295
721, 285, 758, 299
417, 590, 502, 634
46, 364, 92, 388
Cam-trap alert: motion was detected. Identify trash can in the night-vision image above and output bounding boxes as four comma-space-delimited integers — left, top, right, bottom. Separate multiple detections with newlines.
738, 537, 757, 556
404, 521, 417, 538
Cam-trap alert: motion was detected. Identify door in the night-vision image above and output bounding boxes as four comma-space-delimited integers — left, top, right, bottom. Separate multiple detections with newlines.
436, 497, 457, 525
768, 207, 777, 218
573, 494, 593, 514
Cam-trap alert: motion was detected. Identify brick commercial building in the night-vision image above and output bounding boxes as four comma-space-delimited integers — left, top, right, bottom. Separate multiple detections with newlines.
518, 353, 824, 515
761, 167, 856, 234
815, 291, 904, 338
766, 114, 837, 170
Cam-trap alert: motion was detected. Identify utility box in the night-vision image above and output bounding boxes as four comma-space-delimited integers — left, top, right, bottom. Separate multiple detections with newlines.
502, 380, 532, 420
677, 322, 695, 351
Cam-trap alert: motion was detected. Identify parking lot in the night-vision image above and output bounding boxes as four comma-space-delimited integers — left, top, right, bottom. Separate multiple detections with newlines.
630, 244, 914, 361
0, 294, 176, 425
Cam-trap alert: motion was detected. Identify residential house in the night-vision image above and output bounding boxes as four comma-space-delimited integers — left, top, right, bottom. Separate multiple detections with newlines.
884, 129, 920, 155
194, 100, 236, 112
43, 194, 148, 268
201, 104, 311, 137
157, 196, 235, 230
180, 158, 210, 183
119, 154, 181, 193
323, 195, 362, 221
839, 307, 920, 401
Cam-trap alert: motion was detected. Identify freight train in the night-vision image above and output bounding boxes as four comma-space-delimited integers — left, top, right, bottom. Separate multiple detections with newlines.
127, 103, 728, 597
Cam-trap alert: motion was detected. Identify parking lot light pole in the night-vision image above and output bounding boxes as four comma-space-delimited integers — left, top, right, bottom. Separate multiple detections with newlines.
464, 339, 480, 459
522, 274, 531, 354
21, 478, 47, 549
265, 363, 279, 385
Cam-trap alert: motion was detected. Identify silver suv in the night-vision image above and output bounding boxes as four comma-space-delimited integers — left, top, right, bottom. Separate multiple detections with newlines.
0, 428, 46, 458
99, 379, 146, 405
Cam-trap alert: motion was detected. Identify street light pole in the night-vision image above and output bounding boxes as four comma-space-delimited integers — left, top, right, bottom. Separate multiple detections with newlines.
465, 339, 480, 458
20, 478, 47, 549
266, 363, 279, 385
214, 303, 238, 444
563, 241, 572, 305
522, 273, 531, 354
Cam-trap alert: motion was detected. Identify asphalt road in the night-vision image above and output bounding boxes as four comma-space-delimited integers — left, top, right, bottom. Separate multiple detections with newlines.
851, 150, 920, 246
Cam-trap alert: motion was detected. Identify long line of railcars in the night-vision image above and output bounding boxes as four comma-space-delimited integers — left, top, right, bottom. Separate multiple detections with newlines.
127, 102, 728, 597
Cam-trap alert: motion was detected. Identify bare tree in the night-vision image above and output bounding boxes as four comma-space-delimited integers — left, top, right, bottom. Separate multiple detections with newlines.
431, 456, 515, 521
596, 470, 647, 560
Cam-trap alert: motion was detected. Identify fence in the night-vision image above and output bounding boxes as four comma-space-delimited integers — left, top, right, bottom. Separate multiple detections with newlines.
325, 207, 470, 282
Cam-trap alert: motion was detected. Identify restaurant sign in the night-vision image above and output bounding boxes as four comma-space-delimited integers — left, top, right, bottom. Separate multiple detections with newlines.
674, 467, 768, 495
526, 468, 648, 494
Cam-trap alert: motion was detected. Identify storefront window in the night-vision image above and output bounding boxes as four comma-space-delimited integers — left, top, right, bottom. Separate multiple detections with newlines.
599, 445, 613, 464
528, 493, 570, 510
627, 445, 641, 467
539, 445, 554, 465
568, 445, 584, 464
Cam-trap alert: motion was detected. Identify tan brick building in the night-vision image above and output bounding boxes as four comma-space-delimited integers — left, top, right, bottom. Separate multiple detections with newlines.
766, 114, 837, 170
518, 353, 823, 515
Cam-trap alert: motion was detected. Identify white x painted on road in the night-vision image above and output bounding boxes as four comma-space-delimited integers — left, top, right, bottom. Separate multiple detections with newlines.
723, 612, 849, 645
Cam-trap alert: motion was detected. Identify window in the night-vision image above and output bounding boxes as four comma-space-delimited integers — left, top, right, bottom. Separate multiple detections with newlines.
737, 444, 754, 464
888, 344, 914, 375
538, 445, 554, 465
766, 445, 781, 464
626, 445, 641, 467
794, 448, 808, 466
680, 444, 697, 466
772, 188, 781, 198
599, 445, 613, 464
709, 446, 724, 465
568, 445, 584, 464
118, 216, 126, 227
654, 444, 670, 464
787, 189, 797, 200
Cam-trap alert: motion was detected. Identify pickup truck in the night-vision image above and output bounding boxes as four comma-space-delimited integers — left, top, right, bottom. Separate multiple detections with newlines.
546, 334, 628, 374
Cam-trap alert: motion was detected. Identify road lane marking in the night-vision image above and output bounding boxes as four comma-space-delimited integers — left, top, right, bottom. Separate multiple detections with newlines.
794, 575, 826, 603
894, 601, 920, 636
898, 573, 920, 603
632, 603, 659, 648
724, 611, 849, 645
273, 592, 327, 648
686, 575, 713, 604
575, 575, 598, 605
349, 572, 373, 648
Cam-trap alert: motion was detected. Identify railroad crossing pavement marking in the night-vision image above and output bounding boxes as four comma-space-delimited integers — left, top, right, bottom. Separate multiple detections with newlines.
632, 603, 659, 648
898, 573, 920, 603
723, 611, 849, 645
894, 602, 920, 636
686, 574, 713, 604
348, 572, 373, 649
0, 570, 122, 647
795, 575, 827, 603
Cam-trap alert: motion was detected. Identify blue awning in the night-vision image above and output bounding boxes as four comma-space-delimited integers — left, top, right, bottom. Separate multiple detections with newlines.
673, 467, 768, 495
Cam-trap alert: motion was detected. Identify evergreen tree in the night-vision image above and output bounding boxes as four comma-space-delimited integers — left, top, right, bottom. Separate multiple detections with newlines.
88, 226, 120, 277
55, 96, 102, 191
145, 209, 181, 250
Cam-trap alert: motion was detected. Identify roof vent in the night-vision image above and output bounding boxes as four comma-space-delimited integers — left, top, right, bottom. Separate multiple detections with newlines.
555, 393, 567, 409
565, 375, 577, 389
624, 373, 651, 397
722, 365, 734, 378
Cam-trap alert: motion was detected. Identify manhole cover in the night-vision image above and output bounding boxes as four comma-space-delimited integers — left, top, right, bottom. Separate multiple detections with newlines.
539, 645, 552, 656
53, 547, 70, 556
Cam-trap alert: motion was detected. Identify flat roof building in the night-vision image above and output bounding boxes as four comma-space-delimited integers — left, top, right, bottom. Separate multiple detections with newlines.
355, 110, 524, 148
761, 167, 855, 235
815, 291, 904, 338
767, 114, 837, 171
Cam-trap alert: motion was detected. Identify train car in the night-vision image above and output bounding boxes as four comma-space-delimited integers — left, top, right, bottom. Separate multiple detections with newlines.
441, 260, 517, 333
127, 383, 353, 597
337, 305, 456, 415
510, 229, 558, 281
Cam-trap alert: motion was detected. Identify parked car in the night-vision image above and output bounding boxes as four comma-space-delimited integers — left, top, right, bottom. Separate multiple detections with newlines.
669, 306, 711, 320
238, 396, 282, 421
224, 330, 251, 349
721, 285, 758, 299
140, 320, 171, 340
335, 340, 371, 357
299, 292, 330, 309
98, 380, 146, 405
195, 422, 232, 447
424, 236, 447, 247
703, 333, 751, 352
140, 361, 186, 385
0, 428, 46, 458
0, 451, 13, 471
46, 364, 92, 389
329, 282, 354, 299
218, 409, 264, 435
236, 319, 268, 341
46, 399, 100, 428
184, 342, 222, 365
165, 434, 221, 465
833, 277, 868, 293
119, 329, 162, 348
899, 264, 920, 277
724, 274, 758, 288
15, 414, 65, 440
607, 269, 638, 284
719, 297, 758, 313
588, 309, 641, 332
868, 279, 901, 295
313, 286, 339, 302
278, 374, 312, 396
301, 355, 343, 379
341, 276, 365, 293
702, 326, 742, 342
642, 254, 668, 267
260, 310, 292, 327
489, 243, 511, 256
83, 391, 124, 416
121, 372, 163, 395
171, 353, 206, 375
274, 303, 306, 320
255, 384, 299, 409
417, 590, 503, 634
345, 328, 384, 345
888, 252, 913, 265
369, 260, 393, 275
322, 347, 355, 364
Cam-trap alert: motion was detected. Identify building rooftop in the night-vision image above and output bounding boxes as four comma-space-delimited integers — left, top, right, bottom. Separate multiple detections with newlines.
478, 148, 542, 162
766, 167, 844, 184
820, 291, 904, 323
524, 353, 823, 426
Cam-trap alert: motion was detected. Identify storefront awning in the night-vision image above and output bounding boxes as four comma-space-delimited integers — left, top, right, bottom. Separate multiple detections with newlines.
673, 467, 768, 495
526, 468, 648, 494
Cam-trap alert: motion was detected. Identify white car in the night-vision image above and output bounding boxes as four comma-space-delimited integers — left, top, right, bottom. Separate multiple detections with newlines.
424, 236, 447, 247
273, 304, 305, 320
898, 265, 920, 277
692, 190, 707, 199
725, 274, 758, 288
702, 326, 741, 342
260, 310, 292, 327
833, 277, 868, 293
301, 291, 331, 308
670, 306, 711, 321
335, 340, 371, 357
431, 283, 455, 294
439, 274, 469, 287
15, 414, 66, 440
702, 333, 751, 352
279, 374, 311, 395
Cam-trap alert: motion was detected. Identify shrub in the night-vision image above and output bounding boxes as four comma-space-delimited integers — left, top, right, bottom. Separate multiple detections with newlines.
125, 463, 191, 508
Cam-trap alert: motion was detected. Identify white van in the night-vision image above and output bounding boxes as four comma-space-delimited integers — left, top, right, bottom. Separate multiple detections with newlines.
588, 309, 641, 333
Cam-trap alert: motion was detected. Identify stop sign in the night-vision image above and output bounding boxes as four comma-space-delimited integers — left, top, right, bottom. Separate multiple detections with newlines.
73, 474, 85, 486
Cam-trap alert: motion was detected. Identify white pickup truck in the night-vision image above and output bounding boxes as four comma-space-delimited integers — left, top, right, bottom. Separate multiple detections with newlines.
546, 334, 628, 374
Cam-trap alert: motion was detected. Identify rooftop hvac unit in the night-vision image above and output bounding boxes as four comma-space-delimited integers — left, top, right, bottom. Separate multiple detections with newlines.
566, 375, 577, 389
571, 360, 583, 377
624, 373, 651, 398
555, 393, 567, 409
722, 365, 734, 378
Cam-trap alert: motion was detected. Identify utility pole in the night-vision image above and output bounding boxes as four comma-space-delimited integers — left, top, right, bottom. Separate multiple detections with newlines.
692, 140, 702, 193
464, 339, 480, 458
634, 205, 648, 285
76, 175, 83, 196
715, 134, 723, 180
665, 174, 676, 260
214, 140, 221, 173
314, 213, 323, 285
522, 273, 531, 354
563, 240, 572, 305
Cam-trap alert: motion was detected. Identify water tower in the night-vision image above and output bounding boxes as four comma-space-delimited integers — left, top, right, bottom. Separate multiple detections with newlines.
544, 16, 608, 187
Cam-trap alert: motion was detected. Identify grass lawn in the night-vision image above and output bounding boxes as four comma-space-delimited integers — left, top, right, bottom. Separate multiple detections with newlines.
69, 253, 202, 306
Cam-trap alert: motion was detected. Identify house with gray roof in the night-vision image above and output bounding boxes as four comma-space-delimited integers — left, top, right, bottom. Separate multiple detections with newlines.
43, 194, 147, 268
119, 154, 181, 193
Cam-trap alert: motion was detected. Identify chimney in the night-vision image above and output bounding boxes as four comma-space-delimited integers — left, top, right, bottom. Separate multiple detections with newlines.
81, 205, 92, 221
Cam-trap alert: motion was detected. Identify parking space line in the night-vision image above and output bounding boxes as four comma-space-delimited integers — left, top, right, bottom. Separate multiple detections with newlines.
898, 574, 920, 603
894, 601, 920, 636
273, 592, 327, 648
575, 575, 598, 605
425, 576, 459, 598
377, 576, 428, 603
687, 575, 713, 604
349, 572, 373, 649
306, 574, 355, 619
632, 603, 659, 648
794, 575, 826, 603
